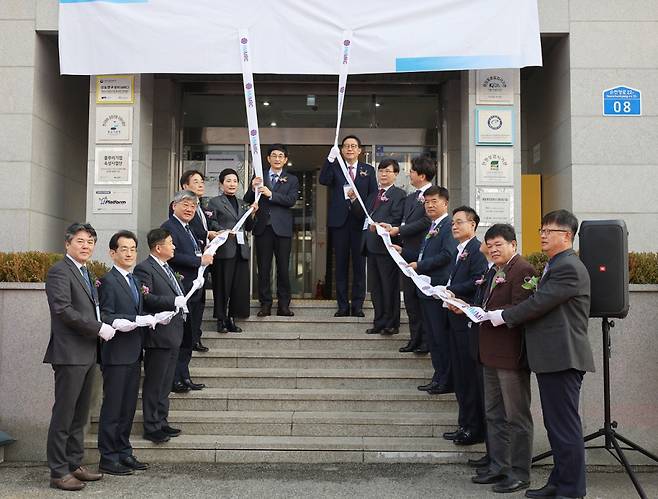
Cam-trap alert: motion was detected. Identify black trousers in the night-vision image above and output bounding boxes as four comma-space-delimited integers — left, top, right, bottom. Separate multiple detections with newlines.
368, 253, 400, 330
176, 294, 203, 383
255, 226, 292, 307
537, 369, 587, 498
46, 363, 97, 478
212, 255, 250, 320
419, 299, 451, 386
402, 273, 426, 346
331, 224, 366, 312
97, 361, 140, 463
142, 347, 178, 434
448, 312, 485, 435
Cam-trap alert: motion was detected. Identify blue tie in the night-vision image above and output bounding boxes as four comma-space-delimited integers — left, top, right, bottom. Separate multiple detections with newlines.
185, 224, 201, 253
80, 266, 93, 295
127, 273, 139, 304
270, 173, 279, 185
163, 263, 184, 296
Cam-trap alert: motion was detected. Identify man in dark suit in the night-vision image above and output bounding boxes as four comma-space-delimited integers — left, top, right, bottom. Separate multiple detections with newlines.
444, 206, 488, 446
44, 223, 111, 491
384, 156, 435, 352
244, 144, 299, 317
162, 190, 213, 392
355, 158, 405, 335
319, 135, 378, 317
489, 210, 595, 499
471, 224, 536, 493
97, 231, 150, 475
134, 228, 187, 444
399, 186, 457, 394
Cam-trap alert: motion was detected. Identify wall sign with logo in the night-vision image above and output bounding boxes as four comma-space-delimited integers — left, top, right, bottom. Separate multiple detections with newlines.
602, 85, 641, 116
476, 147, 514, 186
95, 106, 133, 144
96, 75, 134, 104
476, 69, 514, 105
94, 147, 132, 184
476, 188, 514, 226
92, 187, 133, 214
475, 107, 514, 145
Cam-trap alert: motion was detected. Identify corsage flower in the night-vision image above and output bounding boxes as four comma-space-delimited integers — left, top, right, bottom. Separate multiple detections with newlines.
459, 250, 469, 261
94, 279, 101, 288
522, 275, 539, 291
141, 285, 150, 295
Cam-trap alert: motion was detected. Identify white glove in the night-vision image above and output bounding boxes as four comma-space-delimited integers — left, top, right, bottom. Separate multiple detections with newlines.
154, 311, 174, 326
112, 318, 138, 332
193, 276, 205, 290
487, 309, 506, 327
174, 296, 189, 313
327, 145, 341, 162
135, 315, 158, 329
98, 323, 116, 341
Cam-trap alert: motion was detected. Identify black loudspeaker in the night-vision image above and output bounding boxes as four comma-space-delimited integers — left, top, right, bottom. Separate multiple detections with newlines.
578, 220, 629, 319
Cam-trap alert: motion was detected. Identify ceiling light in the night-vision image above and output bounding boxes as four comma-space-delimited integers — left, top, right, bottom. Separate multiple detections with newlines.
263, 101, 270, 106
287, 162, 293, 166
270, 122, 277, 127
375, 102, 381, 107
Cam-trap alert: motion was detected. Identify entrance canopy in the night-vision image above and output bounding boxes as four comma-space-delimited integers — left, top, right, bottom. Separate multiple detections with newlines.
58, 0, 542, 75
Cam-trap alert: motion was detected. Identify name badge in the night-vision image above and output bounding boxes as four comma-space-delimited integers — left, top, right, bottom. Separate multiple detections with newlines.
343, 184, 352, 200
236, 231, 245, 245
362, 219, 370, 231
95, 305, 101, 322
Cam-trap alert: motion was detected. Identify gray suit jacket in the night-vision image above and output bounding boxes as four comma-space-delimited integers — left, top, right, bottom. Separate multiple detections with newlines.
207, 194, 254, 260
502, 249, 595, 374
43, 257, 102, 365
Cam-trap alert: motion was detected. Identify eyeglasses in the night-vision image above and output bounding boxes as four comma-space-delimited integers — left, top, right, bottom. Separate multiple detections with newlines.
342, 144, 360, 149
269, 154, 286, 159
538, 228, 570, 236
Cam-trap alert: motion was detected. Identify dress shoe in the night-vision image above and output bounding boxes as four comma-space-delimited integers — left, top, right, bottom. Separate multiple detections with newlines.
226, 317, 242, 332
171, 381, 190, 393
427, 384, 452, 395
413, 344, 429, 354
257, 305, 272, 317
277, 307, 294, 316
217, 319, 229, 333
162, 425, 182, 437
351, 309, 365, 317
476, 466, 491, 476
555, 496, 583, 499
143, 430, 170, 443
50, 473, 86, 491
454, 430, 485, 445
183, 378, 206, 390
380, 327, 399, 335
365, 328, 382, 335
472, 471, 506, 484
417, 381, 438, 391
192, 340, 209, 352
442, 427, 465, 440
525, 483, 558, 498
334, 309, 349, 317
72, 466, 103, 481
99, 460, 133, 476
493, 478, 531, 493
468, 454, 490, 467
120, 455, 149, 471
399, 343, 417, 353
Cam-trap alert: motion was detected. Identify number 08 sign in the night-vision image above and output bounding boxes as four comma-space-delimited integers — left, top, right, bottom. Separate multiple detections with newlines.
603, 86, 641, 116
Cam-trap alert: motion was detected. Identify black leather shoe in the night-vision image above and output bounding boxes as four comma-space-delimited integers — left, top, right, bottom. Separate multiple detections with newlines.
217, 319, 229, 333
171, 381, 190, 393
351, 309, 365, 317
99, 460, 133, 475
380, 327, 399, 335
120, 455, 149, 471
257, 306, 272, 317
525, 483, 558, 498
427, 384, 452, 395
471, 472, 506, 484
414, 344, 429, 354
468, 454, 490, 467
192, 340, 209, 352
142, 430, 170, 444
183, 378, 205, 390
399, 343, 417, 353
226, 317, 242, 332
365, 328, 382, 335
417, 381, 438, 391
454, 430, 485, 445
555, 496, 583, 499
277, 307, 294, 316
162, 425, 181, 437
493, 478, 530, 493
442, 427, 465, 440
476, 466, 491, 476
334, 309, 349, 317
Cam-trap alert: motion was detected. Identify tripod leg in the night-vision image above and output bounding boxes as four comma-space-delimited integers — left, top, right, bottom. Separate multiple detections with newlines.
583, 428, 605, 444
531, 448, 553, 463
614, 431, 658, 463
609, 434, 648, 499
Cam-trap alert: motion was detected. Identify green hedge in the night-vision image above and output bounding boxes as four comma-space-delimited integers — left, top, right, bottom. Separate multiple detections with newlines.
0, 252, 109, 282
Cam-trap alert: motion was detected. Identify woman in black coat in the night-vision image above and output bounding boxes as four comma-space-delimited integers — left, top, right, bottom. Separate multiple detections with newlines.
207, 168, 257, 332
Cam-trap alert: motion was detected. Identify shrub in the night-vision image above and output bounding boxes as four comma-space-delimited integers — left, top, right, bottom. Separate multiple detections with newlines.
0, 252, 109, 282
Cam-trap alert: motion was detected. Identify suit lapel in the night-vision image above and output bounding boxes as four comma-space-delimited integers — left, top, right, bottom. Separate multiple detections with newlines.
149, 256, 179, 295
220, 195, 239, 219
65, 257, 95, 304
112, 267, 139, 311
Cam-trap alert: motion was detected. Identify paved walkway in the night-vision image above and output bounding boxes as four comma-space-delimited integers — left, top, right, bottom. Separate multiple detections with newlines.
1, 463, 656, 498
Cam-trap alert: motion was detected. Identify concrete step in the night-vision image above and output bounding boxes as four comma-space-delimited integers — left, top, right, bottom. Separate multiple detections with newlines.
202, 316, 409, 333
90, 410, 457, 438
184, 367, 433, 390
190, 348, 432, 369
84, 434, 484, 464
197, 331, 411, 351
150, 388, 456, 412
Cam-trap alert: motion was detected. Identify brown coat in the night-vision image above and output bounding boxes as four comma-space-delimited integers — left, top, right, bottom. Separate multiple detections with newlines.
479, 254, 536, 370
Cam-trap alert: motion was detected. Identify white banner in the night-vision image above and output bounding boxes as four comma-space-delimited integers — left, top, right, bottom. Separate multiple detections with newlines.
59, 0, 542, 75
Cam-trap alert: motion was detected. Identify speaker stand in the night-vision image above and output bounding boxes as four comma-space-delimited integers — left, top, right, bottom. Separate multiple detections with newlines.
532, 318, 658, 499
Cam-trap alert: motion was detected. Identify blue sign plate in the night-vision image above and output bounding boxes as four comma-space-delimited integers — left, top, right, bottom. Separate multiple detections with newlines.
602, 86, 641, 116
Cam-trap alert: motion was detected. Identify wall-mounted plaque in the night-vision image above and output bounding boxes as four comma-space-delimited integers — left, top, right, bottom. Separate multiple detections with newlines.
94, 147, 132, 184
95, 106, 133, 144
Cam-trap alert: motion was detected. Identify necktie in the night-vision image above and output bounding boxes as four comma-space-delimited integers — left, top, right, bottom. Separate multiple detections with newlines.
185, 224, 201, 253
415, 189, 422, 200
373, 188, 385, 210
80, 266, 93, 295
163, 263, 183, 296
348, 165, 355, 181
270, 173, 279, 184
127, 273, 139, 304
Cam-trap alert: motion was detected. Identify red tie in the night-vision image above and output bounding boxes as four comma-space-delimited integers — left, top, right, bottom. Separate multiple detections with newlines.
348, 165, 355, 181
